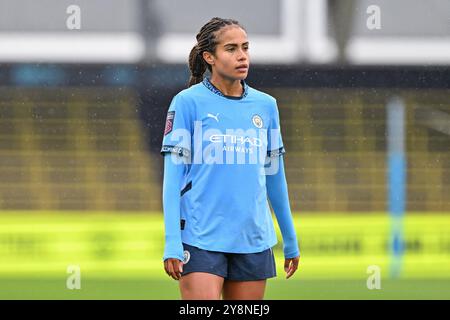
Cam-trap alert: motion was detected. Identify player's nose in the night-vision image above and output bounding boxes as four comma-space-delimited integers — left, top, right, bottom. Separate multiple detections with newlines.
237, 48, 248, 60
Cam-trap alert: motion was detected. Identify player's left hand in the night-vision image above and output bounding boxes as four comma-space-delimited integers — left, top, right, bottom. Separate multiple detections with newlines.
284, 256, 300, 279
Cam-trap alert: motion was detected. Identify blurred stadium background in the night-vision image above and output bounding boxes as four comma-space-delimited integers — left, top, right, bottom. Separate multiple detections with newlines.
0, 0, 449, 299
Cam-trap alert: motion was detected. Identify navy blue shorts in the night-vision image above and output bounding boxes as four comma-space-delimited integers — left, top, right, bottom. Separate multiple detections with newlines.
180, 242, 277, 281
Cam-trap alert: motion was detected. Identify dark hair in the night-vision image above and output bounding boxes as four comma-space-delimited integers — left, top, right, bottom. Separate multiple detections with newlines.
188, 17, 245, 87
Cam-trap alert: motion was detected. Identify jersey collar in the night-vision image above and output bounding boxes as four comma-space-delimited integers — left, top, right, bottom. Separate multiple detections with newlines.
202, 76, 249, 100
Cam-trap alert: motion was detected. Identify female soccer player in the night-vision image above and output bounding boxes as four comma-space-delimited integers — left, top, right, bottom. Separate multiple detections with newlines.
161, 17, 300, 300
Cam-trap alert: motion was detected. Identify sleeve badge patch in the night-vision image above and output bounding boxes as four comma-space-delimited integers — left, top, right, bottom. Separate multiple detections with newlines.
164, 111, 175, 136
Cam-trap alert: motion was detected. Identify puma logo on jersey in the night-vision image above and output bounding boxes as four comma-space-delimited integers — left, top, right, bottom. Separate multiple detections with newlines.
207, 113, 219, 122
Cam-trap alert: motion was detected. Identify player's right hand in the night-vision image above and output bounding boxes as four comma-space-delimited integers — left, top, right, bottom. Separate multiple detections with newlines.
164, 258, 184, 280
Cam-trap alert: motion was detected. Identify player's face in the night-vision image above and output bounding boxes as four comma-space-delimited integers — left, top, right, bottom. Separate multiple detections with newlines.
208, 26, 250, 81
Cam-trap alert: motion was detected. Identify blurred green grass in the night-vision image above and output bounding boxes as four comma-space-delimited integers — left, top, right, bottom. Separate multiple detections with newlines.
1, 277, 449, 300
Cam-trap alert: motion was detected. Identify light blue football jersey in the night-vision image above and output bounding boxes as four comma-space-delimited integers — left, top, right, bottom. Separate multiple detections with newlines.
161, 76, 286, 253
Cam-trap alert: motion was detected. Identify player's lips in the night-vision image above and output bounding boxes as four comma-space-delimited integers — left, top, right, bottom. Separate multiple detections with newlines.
236, 64, 248, 72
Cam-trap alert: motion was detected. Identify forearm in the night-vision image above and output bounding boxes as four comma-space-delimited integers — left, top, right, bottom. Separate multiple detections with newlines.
266, 156, 300, 258
162, 154, 185, 261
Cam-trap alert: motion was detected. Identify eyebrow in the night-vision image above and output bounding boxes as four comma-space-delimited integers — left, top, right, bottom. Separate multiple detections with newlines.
223, 42, 249, 47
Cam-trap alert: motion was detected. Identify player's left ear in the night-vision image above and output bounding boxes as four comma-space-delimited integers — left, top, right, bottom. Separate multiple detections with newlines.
202, 51, 215, 66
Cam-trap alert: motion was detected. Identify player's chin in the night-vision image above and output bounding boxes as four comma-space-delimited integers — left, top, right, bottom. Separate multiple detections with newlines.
234, 68, 249, 79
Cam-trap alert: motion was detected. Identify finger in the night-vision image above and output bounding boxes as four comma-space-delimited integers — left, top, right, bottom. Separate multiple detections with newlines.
286, 266, 292, 279
167, 261, 175, 279
169, 261, 180, 280
285, 262, 292, 278
284, 259, 291, 272
164, 260, 170, 275
178, 261, 184, 279
286, 262, 299, 279
175, 260, 184, 273
174, 260, 183, 280
286, 265, 295, 279
288, 266, 298, 279
292, 258, 299, 269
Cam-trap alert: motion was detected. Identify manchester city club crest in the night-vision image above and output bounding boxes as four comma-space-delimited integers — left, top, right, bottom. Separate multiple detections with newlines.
183, 250, 190, 264
252, 114, 263, 128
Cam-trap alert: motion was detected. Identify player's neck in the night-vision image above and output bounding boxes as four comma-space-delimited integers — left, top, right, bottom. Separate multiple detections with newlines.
209, 75, 243, 97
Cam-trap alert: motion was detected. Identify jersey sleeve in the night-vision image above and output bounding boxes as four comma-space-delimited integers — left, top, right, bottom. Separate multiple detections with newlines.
267, 98, 286, 157
160, 93, 193, 159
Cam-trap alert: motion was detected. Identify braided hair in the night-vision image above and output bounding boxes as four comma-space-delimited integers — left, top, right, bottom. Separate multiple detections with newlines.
188, 17, 246, 87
